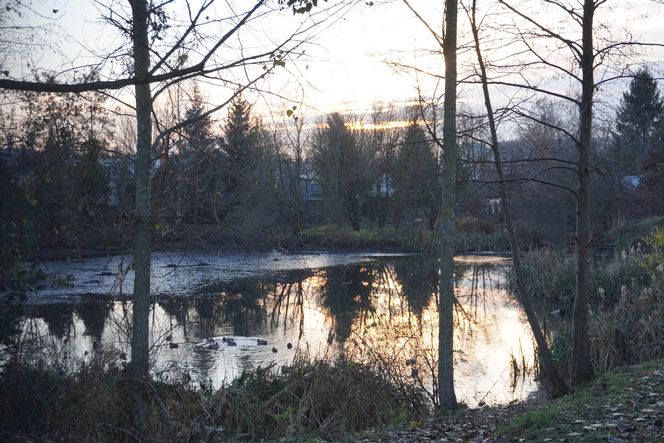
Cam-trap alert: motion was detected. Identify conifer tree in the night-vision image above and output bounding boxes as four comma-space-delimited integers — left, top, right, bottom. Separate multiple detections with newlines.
611, 69, 664, 174
221, 93, 259, 214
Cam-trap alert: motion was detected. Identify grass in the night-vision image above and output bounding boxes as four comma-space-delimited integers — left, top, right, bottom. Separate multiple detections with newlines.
510, 226, 664, 378
279, 225, 436, 252
497, 359, 664, 442
514, 247, 652, 304
591, 270, 664, 371
278, 219, 509, 254
0, 349, 430, 441
211, 356, 429, 439
0, 349, 134, 441
599, 216, 664, 249
455, 216, 510, 252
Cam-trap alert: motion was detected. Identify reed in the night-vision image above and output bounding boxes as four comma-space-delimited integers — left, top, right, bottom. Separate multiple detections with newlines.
0, 346, 429, 441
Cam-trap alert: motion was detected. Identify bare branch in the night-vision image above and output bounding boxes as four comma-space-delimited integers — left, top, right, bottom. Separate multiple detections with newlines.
402, 0, 443, 48
499, 0, 582, 62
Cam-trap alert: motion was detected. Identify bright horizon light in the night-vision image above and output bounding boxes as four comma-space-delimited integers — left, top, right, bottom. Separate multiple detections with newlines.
2, 0, 664, 135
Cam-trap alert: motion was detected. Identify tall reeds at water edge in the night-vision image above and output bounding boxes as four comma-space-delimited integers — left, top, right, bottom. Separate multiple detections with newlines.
510, 228, 664, 374
0, 346, 429, 441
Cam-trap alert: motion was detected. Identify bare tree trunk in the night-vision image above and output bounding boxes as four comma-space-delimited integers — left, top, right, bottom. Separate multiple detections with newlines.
467, 0, 567, 397
572, 0, 595, 384
293, 150, 303, 234
129, 0, 153, 436
438, 0, 458, 412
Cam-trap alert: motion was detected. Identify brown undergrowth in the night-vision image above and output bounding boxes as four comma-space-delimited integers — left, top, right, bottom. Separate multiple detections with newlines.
0, 348, 429, 442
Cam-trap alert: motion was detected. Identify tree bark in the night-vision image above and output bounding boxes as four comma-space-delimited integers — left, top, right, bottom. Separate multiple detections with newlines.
438, 0, 458, 412
571, 0, 595, 384
467, 0, 567, 397
129, 0, 153, 436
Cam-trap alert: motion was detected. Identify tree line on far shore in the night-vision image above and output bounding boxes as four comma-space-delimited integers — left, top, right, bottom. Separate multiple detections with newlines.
2, 70, 663, 253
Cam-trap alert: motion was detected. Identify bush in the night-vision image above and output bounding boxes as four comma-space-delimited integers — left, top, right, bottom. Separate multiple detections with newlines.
455, 216, 510, 252
515, 249, 577, 301
644, 226, 664, 272
280, 221, 511, 253
210, 355, 430, 439
600, 216, 664, 249
512, 236, 662, 375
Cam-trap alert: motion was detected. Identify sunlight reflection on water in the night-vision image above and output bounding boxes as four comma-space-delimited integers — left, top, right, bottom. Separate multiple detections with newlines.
19, 253, 539, 407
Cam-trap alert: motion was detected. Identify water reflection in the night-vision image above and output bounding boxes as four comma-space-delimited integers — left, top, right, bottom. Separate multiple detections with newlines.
394, 256, 437, 323
319, 266, 375, 344
16, 255, 538, 406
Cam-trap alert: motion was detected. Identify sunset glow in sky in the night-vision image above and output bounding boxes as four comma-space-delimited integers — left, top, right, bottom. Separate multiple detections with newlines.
3, 0, 664, 126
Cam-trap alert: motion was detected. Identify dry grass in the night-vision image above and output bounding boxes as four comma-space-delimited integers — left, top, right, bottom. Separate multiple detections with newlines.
591, 273, 664, 372
0, 347, 429, 441
209, 353, 429, 439
0, 349, 134, 441
515, 248, 651, 304
591, 228, 664, 371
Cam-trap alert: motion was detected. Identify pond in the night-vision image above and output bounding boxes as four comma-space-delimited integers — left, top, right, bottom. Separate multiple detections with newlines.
17, 251, 539, 407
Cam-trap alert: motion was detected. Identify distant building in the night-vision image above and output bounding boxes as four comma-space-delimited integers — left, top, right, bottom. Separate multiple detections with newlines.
300, 172, 323, 202
100, 155, 163, 208
486, 197, 502, 214
368, 174, 394, 198
621, 175, 643, 191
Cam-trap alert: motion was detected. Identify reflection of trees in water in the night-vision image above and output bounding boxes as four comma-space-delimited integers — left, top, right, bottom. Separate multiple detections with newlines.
75, 301, 113, 341
172, 278, 270, 339
454, 264, 502, 341
392, 257, 438, 322
14, 257, 530, 404
153, 266, 384, 348
156, 272, 312, 342
456, 264, 498, 314
340, 259, 510, 406
160, 297, 188, 326
195, 297, 220, 338
159, 297, 190, 340
364, 258, 438, 388
221, 280, 268, 337
17, 316, 49, 358
269, 271, 308, 340
317, 265, 376, 343
32, 303, 75, 339
19, 302, 111, 365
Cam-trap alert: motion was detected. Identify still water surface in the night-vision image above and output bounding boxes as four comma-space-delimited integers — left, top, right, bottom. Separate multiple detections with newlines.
20, 252, 538, 407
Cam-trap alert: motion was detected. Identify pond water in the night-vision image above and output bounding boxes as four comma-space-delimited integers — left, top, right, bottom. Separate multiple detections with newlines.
18, 252, 539, 407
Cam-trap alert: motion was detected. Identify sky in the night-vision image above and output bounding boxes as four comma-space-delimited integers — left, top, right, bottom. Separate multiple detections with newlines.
2, 0, 664, 132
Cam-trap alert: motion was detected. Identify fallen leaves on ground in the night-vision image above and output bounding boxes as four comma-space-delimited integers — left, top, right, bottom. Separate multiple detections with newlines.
345, 361, 664, 442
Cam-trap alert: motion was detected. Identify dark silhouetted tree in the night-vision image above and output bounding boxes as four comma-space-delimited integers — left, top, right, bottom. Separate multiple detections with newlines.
394, 119, 439, 229
311, 113, 375, 230
611, 69, 664, 174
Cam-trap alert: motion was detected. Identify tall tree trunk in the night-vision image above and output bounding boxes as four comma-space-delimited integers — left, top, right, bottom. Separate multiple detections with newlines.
468, 0, 567, 397
437, 0, 458, 411
572, 0, 595, 384
293, 151, 303, 234
129, 0, 153, 436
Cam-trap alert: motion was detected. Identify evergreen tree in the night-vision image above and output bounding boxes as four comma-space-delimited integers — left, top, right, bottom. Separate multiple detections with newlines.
643, 119, 664, 214
611, 69, 664, 173
222, 93, 256, 189
182, 84, 216, 152
220, 93, 268, 220
165, 84, 222, 222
